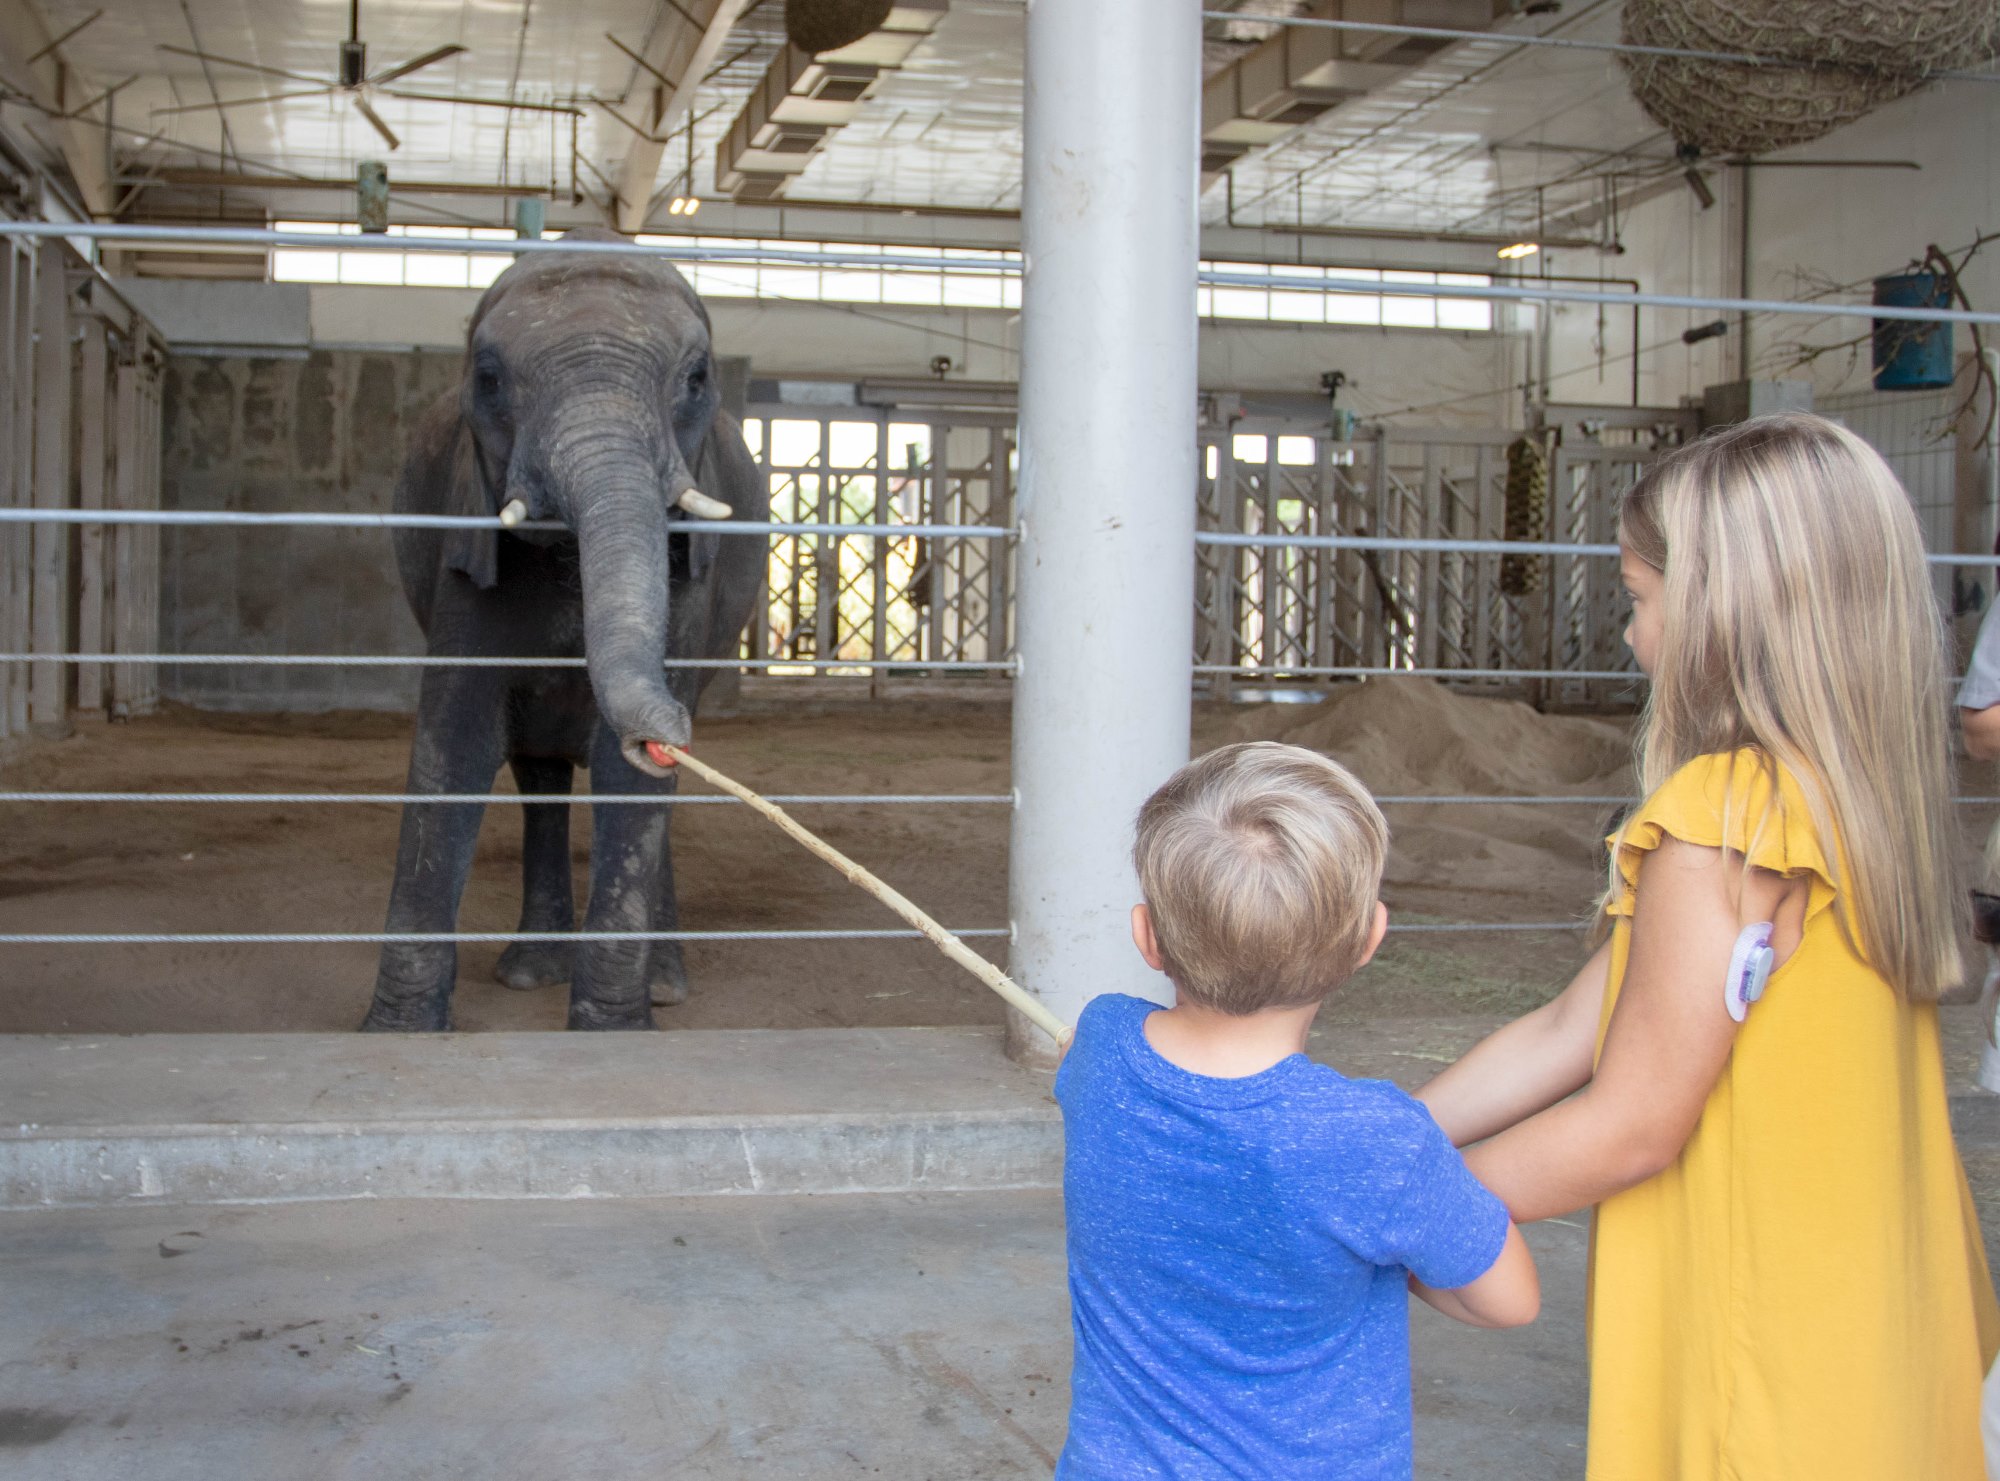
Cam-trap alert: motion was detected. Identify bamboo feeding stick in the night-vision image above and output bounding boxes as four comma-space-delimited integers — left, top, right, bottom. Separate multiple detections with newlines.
648, 742, 1072, 1049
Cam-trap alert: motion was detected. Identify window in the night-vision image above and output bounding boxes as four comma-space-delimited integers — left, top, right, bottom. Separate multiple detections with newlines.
1196, 261, 1491, 331
271, 221, 520, 287
269, 222, 1492, 332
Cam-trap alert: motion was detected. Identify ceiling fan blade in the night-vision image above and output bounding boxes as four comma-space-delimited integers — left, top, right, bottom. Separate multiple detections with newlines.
370, 43, 468, 86
351, 93, 402, 150
158, 42, 328, 87
151, 85, 341, 117
379, 87, 583, 117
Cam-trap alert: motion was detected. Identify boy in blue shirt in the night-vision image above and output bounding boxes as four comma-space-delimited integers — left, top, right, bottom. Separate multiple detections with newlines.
1054, 741, 1539, 1479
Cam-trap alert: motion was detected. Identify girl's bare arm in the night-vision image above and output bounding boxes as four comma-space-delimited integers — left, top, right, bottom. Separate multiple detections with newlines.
1461, 838, 1800, 1225
1416, 942, 1610, 1147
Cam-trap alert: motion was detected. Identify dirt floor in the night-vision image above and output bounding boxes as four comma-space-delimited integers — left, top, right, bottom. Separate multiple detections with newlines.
0, 679, 1991, 1088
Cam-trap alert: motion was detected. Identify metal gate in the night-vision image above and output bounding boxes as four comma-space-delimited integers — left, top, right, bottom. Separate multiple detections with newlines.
1196, 424, 1653, 700
743, 405, 1015, 677
0, 239, 163, 744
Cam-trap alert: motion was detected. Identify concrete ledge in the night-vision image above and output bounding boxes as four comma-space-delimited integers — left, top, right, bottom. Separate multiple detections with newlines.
0, 1028, 1061, 1209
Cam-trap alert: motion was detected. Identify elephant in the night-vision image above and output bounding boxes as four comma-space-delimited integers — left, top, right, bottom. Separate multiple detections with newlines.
360, 228, 767, 1032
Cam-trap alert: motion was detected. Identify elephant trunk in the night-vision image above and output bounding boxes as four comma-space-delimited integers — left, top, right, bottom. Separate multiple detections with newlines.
549, 417, 691, 775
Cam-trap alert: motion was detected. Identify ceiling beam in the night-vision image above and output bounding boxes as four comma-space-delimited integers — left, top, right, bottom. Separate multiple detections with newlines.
0, 0, 111, 214
147, 168, 543, 199
611, 0, 751, 233
129, 169, 1603, 251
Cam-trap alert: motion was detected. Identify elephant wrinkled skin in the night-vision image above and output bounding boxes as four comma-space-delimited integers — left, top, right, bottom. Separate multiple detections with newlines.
361, 230, 767, 1032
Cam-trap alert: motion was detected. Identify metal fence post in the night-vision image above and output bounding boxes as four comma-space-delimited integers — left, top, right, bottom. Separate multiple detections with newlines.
75, 319, 107, 713
28, 244, 68, 726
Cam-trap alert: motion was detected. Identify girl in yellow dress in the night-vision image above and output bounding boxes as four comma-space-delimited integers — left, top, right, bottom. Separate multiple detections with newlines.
1419, 412, 2000, 1479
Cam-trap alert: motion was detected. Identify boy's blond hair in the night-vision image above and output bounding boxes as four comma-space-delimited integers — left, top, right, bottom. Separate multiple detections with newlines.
1133, 741, 1387, 1014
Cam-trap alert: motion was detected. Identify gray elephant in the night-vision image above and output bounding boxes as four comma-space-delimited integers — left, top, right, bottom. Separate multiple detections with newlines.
361, 229, 767, 1032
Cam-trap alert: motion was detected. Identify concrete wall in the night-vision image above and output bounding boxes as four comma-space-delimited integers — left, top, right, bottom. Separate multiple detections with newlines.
1742, 79, 2000, 401
1538, 176, 1743, 413
1545, 76, 2000, 409
158, 350, 451, 711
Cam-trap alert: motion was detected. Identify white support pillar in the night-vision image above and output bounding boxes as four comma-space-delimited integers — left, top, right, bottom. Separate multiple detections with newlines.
1006, 0, 1200, 1067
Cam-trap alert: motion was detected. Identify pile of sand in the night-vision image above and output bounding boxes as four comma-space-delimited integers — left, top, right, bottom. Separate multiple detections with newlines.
1202, 677, 1636, 903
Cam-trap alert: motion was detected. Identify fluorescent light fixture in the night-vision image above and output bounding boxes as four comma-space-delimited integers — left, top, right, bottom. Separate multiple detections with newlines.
1496, 242, 1539, 260
666, 197, 702, 216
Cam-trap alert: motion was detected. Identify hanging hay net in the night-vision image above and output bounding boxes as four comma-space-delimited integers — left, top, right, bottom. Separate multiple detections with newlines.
1620, 0, 2000, 158
786, 0, 893, 55
1499, 435, 1548, 599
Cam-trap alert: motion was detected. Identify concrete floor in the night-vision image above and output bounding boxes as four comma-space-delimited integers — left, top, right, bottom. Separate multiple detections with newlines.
0, 1194, 1589, 1480
6, 1024, 1997, 1477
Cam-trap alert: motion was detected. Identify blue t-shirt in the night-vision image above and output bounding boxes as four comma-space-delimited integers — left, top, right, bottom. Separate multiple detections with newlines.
1053, 993, 1510, 1480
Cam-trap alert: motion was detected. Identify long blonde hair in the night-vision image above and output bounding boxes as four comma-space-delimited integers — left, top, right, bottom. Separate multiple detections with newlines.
1616, 411, 1964, 1001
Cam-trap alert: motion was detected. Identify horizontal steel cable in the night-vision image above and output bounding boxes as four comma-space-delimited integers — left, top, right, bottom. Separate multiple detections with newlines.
1195, 531, 2000, 567
0, 652, 1016, 671
4, 790, 1986, 807
1, 222, 1996, 326
0, 656, 1966, 687
0, 222, 1023, 271
1194, 270, 2000, 328
0, 923, 1583, 944
0, 656, 1977, 699
0, 512, 1986, 567
0, 928, 1009, 945
1196, 663, 1636, 681
0, 791, 1012, 806
0, 510, 1009, 537
1386, 922, 1580, 933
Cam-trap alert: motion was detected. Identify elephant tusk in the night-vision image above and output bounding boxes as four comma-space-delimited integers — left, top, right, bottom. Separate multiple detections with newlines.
675, 488, 732, 520
498, 498, 529, 528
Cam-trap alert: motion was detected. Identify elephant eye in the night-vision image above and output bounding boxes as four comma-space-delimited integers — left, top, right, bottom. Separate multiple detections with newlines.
472, 355, 505, 405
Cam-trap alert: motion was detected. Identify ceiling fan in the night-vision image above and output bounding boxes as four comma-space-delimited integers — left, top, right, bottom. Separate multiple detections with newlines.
155, 0, 571, 150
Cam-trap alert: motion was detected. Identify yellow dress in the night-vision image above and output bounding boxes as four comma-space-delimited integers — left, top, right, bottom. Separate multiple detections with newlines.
1587, 749, 2000, 1480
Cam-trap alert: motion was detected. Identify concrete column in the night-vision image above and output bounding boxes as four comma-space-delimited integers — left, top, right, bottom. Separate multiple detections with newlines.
1006, 0, 1200, 1067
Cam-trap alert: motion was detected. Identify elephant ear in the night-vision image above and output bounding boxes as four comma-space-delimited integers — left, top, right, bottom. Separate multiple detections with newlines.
441, 421, 500, 590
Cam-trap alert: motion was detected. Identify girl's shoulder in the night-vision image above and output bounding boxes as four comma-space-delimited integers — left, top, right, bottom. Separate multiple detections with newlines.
1651, 747, 1813, 822
1607, 748, 1836, 918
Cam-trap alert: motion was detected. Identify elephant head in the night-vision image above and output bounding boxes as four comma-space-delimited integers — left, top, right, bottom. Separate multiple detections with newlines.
444, 228, 726, 775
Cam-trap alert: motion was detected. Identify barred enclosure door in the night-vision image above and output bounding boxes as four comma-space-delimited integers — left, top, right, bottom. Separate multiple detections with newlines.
737, 407, 1661, 699
1194, 423, 1647, 698
744, 407, 1015, 675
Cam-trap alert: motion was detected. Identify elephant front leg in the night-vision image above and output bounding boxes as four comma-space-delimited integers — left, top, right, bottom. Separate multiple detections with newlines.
649, 828, 689, 1007
570, 724, 672, 1030
494, 756, 577, 991
650, 662, 706, 1007
362, 672, 505, 1032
